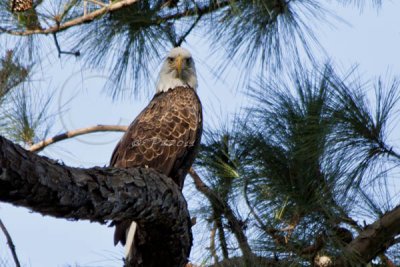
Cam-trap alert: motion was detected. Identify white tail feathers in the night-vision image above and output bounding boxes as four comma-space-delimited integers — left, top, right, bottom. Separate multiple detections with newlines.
125, 221, 137, 259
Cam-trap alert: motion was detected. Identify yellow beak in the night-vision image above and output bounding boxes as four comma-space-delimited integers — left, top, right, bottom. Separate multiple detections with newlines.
175, 55, 183, 78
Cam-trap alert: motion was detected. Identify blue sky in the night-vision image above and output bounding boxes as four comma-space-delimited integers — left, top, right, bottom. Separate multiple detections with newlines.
1, 1, 400, 266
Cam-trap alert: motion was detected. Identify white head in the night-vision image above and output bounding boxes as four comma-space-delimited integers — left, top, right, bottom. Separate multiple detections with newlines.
156, 47, 198, 93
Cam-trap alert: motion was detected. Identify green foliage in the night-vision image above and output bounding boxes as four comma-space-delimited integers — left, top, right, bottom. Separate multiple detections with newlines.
0, 0, 381, 96
15, 8, 42, 30
194, 127, 247, 259
197, 130, 245, 202
0, 50, 29, 100
213, 0, 325, 75
327, 73, 400, 190
244, 67, 337, 215
2, 87, 53, 146
195, 65, 400, 264
1, 0, 399, 266
0, 51, 53, 147
73, 0, 174, 97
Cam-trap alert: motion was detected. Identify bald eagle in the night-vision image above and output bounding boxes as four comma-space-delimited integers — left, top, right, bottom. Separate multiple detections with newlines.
110, 47, 202, 263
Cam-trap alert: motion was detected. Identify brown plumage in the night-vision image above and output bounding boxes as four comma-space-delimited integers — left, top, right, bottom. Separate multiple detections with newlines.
110, 86, 202, 250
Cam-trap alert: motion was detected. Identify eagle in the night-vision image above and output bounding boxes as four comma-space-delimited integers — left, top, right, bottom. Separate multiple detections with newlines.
110, 47, 202, 263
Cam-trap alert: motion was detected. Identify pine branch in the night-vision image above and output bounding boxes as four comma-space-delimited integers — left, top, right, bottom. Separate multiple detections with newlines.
162, 0, 230, 22
188, 167, 253, 262
0, 218, 21, 267
0, 135, 192, 267
29, 124, 128, 152
0, 50, 29, 97
1, 0, 232, 36
0, 0, 140, 35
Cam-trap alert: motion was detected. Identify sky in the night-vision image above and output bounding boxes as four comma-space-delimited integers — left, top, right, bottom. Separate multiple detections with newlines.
1, 1, 400, 267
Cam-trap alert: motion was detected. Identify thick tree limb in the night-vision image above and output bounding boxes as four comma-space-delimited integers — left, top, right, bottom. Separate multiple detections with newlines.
335, 204, 400, 265
29, 124, 128, 152
0, 218, 21, 267
0, 135, 192, 267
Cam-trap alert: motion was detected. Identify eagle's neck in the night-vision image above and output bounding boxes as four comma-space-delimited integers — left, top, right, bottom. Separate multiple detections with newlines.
156, 75, 197, 93
156, 78, 189, 93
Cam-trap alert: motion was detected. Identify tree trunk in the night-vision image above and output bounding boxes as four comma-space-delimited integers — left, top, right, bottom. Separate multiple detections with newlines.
0, 136, 192, 267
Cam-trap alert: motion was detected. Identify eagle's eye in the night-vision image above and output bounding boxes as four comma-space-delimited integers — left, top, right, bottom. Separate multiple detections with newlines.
167, 57, 174, 63
185, 58, 192, 65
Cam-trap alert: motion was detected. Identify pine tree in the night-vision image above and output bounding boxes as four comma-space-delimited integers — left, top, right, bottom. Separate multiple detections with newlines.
1, 0, 399, 266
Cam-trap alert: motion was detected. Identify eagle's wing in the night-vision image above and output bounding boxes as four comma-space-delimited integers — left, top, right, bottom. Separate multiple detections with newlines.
111, 87, 202, 246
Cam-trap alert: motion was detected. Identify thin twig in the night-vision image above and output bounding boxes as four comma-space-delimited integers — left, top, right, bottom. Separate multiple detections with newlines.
162, 0, 230, 21
176, 11, 203, 46
53, 33, 80, 57
243, 178, 267, 230
29, 124, 128, 152
0, 218, 21, 267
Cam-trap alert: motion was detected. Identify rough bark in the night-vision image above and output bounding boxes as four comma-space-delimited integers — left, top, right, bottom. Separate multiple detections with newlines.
0, 136, 192, 267
335, 204, 400, 265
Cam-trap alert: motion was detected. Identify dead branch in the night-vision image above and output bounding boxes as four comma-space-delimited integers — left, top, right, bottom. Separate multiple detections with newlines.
52, 33, 80, 57
0, 0, 140, 36
0, 218, 21, 267
29, 124, 128, 152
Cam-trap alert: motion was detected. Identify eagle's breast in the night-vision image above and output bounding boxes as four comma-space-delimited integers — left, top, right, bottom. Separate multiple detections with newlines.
110, 86, 202, 189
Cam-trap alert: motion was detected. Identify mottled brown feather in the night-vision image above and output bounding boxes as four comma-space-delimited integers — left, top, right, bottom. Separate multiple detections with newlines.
110, 86, 202, 246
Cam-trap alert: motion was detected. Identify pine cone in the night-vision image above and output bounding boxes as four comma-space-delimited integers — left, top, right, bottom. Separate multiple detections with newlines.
11, 0, 33, 12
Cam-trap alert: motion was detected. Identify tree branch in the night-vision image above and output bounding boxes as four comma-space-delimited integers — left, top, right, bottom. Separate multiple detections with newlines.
52, 33, 80, 57
1, 0, 232, 36
161, 0, 230, 22
215, 214, 229, 260
175, 12, 203, 46
0, 0, 140, 36
0, 218, 21, 267
29, 124, 128, 152
188, 168, 253, 262
209, 222, 219, 264
336, 204, 400, 265
0, 135, 192, 267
